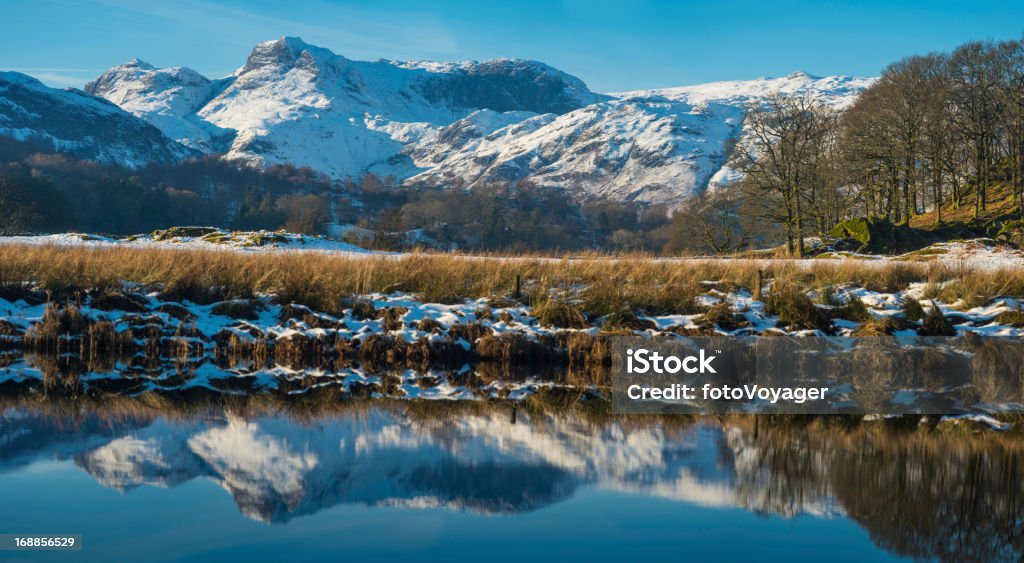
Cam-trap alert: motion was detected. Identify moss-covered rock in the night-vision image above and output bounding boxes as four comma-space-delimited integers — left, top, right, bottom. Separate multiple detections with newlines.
243, 232, 290, 247
994, 219, 1024, 247
151, 226, 222, 241
829, 218, 897, 253
199, 232, 229, 244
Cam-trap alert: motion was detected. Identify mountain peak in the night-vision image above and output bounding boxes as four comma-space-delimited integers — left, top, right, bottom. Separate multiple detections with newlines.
123, 58, 156, 71
239, 36, 346, 76
785, 70, 816, 80
85, 60, 211, 99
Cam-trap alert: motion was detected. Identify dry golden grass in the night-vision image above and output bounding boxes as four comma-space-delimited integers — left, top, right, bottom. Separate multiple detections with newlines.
0, 244, 1022, 315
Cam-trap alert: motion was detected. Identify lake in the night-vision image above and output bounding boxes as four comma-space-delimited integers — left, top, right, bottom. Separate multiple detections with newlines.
0, 399, 1021, 562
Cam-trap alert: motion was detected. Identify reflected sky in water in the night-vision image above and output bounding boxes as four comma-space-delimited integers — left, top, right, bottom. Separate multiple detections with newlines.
3, 404, 1018, 562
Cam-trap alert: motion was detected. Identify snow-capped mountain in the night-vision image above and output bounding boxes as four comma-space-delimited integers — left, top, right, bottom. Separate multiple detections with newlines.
0, 71, 195, 166
6, 37, 873, 206
399, 72, 874, 205
623, 71, 873, 108
82, 59, 232, 153
85, 36, 605, 181
398, 98, 748, 205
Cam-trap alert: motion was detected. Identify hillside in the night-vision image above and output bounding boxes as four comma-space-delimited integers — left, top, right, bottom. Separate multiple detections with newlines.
0, 72, 195, 166
74, 36, 871, 206
908, 181, 1020, 229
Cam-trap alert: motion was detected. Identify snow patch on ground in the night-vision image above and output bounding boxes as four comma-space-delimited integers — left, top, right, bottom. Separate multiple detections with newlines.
0, 229, 375, 255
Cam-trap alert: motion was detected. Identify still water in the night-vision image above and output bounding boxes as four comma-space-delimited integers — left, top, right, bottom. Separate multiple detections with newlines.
0, 403, 1020, 562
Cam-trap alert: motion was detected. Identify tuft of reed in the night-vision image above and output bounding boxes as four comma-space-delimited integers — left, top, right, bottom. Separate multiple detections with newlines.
533, 298, 588, 329
764, 282, 831, 332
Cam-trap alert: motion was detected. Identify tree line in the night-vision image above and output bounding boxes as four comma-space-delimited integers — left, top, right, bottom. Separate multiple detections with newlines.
0, 146, 342, 236
0, 137, 672, 251
678, 35, 1024, 256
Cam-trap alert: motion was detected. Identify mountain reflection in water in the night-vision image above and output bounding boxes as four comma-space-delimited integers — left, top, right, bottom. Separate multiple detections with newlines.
1, 405, 1022, 562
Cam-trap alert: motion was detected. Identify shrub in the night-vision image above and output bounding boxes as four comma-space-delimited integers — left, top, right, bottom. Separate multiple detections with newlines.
765, 283, 830, 331
599, 309, 656, 331
901, 297, 925, 321
533, 299, 588, 329
919, 302, 956, 336
349, 298, 378, 320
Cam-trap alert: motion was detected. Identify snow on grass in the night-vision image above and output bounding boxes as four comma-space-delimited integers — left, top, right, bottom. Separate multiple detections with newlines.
2, 234, 1024, 417
0, 229, 376, 255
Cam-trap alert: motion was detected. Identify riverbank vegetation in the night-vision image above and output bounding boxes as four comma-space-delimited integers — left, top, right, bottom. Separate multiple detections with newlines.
0, 243, 1023, 402
3, 243, 1024, 314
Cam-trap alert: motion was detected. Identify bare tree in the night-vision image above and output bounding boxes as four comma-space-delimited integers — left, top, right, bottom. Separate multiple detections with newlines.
949, 41, 1003, 217
666, 191, 753, 255
733, 94, 836, 256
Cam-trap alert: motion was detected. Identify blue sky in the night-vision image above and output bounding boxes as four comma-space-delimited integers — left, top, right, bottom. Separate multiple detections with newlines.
3, 0, 1023, 92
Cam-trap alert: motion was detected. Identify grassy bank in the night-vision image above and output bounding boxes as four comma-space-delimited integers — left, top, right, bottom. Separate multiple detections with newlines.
3, 244, 1024, 314
2, 243, 1024, 404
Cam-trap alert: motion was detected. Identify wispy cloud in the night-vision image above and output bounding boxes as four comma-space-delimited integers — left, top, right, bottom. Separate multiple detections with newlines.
91, 0, 459, 60
27, 73, 87, 88
0, 67, 101, 88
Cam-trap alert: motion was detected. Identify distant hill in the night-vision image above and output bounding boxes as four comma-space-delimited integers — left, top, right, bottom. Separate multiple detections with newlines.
64, 37, 872, 207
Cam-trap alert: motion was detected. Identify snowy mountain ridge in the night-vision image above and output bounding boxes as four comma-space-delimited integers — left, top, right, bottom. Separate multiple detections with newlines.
0, 71, 196, 166
617, 71, 873, 108
5, 37, 874, 206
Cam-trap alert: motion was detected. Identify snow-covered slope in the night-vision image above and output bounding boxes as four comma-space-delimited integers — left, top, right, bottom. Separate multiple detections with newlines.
77, 38, 872, 205
396, 73, 871, 204
621, 71, 874, 109
400, 98, 747, 205
617, 72, 877, 195
0, 71, 196, 166
84, 59, 232, 152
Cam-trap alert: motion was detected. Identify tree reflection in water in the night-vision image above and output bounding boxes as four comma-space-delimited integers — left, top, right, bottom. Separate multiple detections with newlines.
0, 403, 1021, 561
